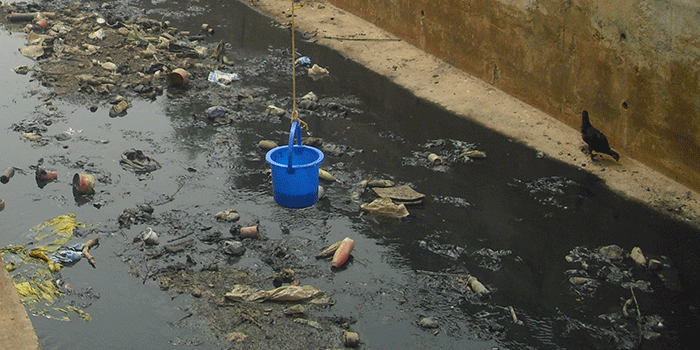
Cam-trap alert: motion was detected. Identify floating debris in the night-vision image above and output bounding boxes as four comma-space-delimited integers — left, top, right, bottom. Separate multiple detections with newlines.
361, 197, 409, 218
427, 153, 443, 165
135, 227, 159, 246
371, 185, 425, 203
319, 168, 336, 182
307, 64, 329, 80
461, 150, 487, 159
332, 237, 354, 269
316, 240, 342, 259
215, 209, 240, 222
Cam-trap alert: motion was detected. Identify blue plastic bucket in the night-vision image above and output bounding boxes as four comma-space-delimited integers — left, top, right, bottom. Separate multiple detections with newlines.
265, 121, 324, 208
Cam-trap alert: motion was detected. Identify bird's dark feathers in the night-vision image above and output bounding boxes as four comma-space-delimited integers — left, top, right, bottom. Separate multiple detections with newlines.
580, 110, 619, 161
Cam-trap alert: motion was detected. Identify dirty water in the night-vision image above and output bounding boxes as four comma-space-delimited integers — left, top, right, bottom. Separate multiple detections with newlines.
0, 0, 699, 349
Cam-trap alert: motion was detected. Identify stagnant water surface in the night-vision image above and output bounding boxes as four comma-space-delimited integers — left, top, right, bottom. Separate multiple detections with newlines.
1, 0, 699, 349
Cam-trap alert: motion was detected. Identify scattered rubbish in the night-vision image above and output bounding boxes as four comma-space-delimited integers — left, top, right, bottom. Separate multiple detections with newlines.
119, 149, 161, 173
342, 330, 361, 348
72, 173, 95, 195
0, 198, 5, 212
648, 258, 661, 270
319, 168, 336, 182
109, 100, 129, 117
294, 318, 322, 329
118, 205, 154, 228
461, 150, 487, 159
215, 209, 240, 222
13, 65, 29, 74
298, 91, 318, 109
35, 167, 58, 188
360, 197, 409, 218
295, 56, 311, 66
167, 68, 190, 87
225, 332, 247, 343
258, 140, 278, 151
509, 306, 523, 325
49, 243, 84, 264
21, 132, 42, 141
28, 249, 62, 271
307, 64, 329, 80
599, 244, 624, 262
316, 240, 343, 259
365, 179, 395, 188
273, 268, 296, 287
134, 227, 159, 246
265, 105, 286, 116
207, 70, 239, 86
205, 105, 233, 121
318, 185, 325, 200
224, 284, 328, 303
371, 185, 425, 203
210, 40, 226, 62
622, 297, 638, 319
35, 18, 48, 30
418, 240, 465, 260
630, 246, 647, 266
7, 12, 42, 22
283, 304, 306, 315
239, 225, 259, 239
301, 91, 317, 101
19, 44, 45, 59
427, 153, 443, 165
89, 28, 105, 40
467, 276, 490, 296
82, 237, 99, 268
32, 214, 84, 254
201, 23, 214, 34
419, 317, 439, 329
223, 240, 245, 256
1, 166, 15, 183
100, 61, 117, 71
332, 237, 354, 269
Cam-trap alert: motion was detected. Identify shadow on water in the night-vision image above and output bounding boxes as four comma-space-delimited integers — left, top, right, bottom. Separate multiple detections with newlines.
0, 0, 698, 349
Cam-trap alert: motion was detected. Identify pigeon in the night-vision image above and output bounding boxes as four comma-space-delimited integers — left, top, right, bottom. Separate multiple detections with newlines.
581, 110, 619, 161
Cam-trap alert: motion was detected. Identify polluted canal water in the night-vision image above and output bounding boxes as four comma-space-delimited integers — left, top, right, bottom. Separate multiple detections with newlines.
0, 0, 699, 349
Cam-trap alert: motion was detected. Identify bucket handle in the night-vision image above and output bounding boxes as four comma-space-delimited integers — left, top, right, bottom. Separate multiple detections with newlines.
287, 121, 302, 170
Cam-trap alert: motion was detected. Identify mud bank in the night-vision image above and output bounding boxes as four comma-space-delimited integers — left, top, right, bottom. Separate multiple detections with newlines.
245, 0, 700, 228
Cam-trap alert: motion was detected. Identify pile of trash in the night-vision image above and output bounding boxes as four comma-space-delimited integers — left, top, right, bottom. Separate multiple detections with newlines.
1, 214, 97, 322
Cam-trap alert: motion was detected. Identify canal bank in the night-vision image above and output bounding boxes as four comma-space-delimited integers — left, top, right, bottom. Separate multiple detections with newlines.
0, 256, 40, 350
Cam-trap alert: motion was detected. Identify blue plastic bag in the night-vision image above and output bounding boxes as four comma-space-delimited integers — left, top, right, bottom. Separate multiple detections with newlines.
50, 243, 85, 264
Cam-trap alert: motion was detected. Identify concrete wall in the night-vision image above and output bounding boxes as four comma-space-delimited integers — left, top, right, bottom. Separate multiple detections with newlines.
327, 0, 700, 192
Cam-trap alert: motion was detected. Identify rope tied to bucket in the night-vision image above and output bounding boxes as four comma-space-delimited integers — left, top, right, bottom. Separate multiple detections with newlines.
290, 2, 308, 131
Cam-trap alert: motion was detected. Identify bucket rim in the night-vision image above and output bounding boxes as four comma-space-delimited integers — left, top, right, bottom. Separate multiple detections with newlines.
265, 145, 324, 169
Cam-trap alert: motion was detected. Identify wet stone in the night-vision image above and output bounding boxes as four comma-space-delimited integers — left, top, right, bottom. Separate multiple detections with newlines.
223, 240, 245, 256
419, 316, 439, 329
599, 245, 625, 262
283, 304, 306, 315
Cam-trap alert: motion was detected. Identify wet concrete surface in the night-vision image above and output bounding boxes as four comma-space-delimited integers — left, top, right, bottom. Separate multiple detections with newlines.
0, 0, 699, 349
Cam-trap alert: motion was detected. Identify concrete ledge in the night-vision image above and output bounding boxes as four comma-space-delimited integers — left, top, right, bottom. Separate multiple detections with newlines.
0, 256, 40, 350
